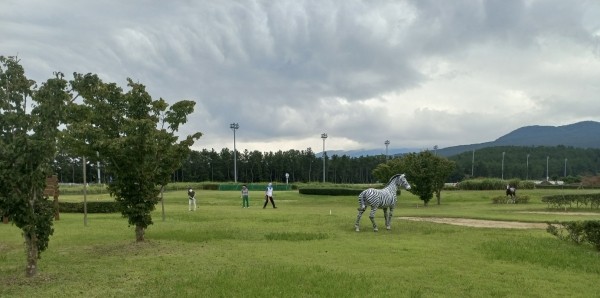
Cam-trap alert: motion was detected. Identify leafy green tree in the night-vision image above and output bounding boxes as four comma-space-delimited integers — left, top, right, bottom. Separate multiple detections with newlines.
65, 73, 201, 242
373, 151, 455, 205
0, 56, 69, 277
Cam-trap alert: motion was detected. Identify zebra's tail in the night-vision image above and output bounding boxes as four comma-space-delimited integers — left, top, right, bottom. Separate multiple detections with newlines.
357, 191, 366, 211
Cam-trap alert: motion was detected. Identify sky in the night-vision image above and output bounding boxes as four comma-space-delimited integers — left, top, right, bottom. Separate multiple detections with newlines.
2, 0, 600, 154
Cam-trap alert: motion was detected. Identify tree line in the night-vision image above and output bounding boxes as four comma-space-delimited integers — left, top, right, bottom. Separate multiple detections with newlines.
52, 148, 388, 184
447, 145, 600, 182
53, 145, 600, 185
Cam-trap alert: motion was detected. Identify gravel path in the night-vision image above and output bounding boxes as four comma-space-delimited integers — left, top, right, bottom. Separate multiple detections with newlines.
398, 217, 548, 229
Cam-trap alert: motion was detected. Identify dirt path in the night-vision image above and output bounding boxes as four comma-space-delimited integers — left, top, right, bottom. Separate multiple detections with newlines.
517, 211, 599, 216
398, 217, 548, 229
399, 211, 599, 229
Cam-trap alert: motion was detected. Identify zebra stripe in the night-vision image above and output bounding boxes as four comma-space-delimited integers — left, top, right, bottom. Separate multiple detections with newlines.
354, 174, 411, 232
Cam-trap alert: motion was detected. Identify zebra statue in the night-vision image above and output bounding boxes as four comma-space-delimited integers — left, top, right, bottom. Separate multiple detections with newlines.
355, 174, 411, 232
506, 184, 516, 203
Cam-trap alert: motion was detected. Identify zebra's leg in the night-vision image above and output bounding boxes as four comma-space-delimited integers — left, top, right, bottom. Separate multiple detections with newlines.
369, 207, 379, 232
357, 194, 366, 211
354, 208, 366, 232
386, 207, 394, 230
383, 207, 389, 229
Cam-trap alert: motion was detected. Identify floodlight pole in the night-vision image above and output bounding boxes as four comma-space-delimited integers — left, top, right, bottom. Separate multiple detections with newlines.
526, 154, 530, 180
546, 156, 549, 181
230, 123, 239, 183
502, 152, 505, 180
321, 133, 327, 183
385, 140, 390, 159
471, 149, 475, 177
83, 156, 88, 227
96, 151, 101, 184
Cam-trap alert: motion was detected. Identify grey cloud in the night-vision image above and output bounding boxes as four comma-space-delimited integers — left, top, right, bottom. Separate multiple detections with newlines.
2, 0, 600, 152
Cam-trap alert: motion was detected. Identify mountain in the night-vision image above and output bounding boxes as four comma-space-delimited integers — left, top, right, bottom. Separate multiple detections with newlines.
322, 121, 600, 158
316, 148, 415, 158
436, 121, 600, 157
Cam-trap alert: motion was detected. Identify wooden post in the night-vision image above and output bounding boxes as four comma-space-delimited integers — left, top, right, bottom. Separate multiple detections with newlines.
44, 175, 60, 220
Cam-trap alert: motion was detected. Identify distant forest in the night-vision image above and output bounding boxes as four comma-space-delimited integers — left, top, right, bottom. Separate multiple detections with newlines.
447, 145, 600, 182
52, 145, 600, 184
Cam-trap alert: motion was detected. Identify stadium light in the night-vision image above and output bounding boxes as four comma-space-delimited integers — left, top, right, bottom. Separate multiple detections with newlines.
321, 133, 327, 183
230, 123, 239, 183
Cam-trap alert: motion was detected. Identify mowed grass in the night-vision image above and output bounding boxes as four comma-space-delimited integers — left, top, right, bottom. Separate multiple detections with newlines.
1, 189, 600, 297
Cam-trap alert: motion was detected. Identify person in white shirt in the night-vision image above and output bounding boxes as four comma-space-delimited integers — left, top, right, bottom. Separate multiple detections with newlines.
188, 188, 196, 211
263, 183, 276, 209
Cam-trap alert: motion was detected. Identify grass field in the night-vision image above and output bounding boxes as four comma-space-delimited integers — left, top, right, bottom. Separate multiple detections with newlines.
1, 188, 600, 297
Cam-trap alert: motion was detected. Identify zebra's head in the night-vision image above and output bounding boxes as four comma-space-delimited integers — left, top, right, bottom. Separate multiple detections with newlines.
390, 174, 411, 190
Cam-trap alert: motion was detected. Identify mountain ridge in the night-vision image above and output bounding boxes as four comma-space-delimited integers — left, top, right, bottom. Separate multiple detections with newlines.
322, 121, 600, 158
437, 120, 600, 157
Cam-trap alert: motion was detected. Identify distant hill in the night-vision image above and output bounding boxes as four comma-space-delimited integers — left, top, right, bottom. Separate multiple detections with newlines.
437, 121, 600, 157
322, 121, 600, 158
316, 148, 415, 158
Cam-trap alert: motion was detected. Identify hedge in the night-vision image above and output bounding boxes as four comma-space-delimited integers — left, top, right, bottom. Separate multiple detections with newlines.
299, 188, 363, 196
58, 201, 121, 213
541, 194, 600, 209
457, 178, 535, 190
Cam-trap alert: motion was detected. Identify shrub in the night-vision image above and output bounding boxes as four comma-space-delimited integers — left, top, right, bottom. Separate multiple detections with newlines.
546, 220, 600, 251
491, 195, 529, 204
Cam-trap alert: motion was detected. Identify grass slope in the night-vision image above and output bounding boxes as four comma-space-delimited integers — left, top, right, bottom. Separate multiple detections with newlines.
1, 188, 599, 297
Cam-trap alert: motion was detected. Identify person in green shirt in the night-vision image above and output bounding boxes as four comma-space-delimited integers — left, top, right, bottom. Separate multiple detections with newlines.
241, 185, 250, 208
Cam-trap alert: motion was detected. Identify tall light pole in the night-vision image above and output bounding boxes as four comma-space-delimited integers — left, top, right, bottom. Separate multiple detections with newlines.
96, 151, 101, 184
471, 149, 475, 177
564, 158, 567, 177
230, 123, 239, 183
307, 147, 312, 183
526, 154, 530, 180
546, 156, 549, 181
321, 133, 327, 183
384, 140, 390, 159
502, 152, 505, 180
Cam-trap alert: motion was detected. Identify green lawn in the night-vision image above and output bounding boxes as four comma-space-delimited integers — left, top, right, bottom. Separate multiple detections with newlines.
1, 188, 599, 297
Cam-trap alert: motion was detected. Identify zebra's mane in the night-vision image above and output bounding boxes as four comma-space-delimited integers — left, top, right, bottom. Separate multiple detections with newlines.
386, 174, 404, 186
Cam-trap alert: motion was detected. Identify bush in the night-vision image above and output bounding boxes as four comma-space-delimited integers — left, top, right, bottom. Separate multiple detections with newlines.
546, 220, 600, 251
491, 195, 529, 204
58, 201, 121, 213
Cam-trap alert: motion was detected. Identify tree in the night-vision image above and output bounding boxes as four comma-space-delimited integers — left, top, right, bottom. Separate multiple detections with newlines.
373, 151, 455, 206
65, 73, 201, 242
0, 56, 69, 277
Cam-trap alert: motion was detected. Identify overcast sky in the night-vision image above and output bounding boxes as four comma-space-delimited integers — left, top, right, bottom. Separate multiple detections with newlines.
2, 0, 600, 154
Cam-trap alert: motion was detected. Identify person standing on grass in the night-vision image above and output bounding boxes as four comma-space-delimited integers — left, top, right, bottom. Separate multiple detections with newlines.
188, 188, 196, 211
241, 185, 250, 208
263, 182, 276, 209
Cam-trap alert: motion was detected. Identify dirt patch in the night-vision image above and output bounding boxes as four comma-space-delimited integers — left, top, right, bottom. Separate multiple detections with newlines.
517, 211, 599, 216
398, 217, 548, 229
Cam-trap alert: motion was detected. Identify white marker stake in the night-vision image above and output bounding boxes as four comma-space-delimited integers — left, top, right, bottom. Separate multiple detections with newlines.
329, 209, 331, 215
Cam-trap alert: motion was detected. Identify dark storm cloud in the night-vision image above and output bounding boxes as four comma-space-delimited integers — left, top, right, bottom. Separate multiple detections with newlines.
1, 0, 599, 152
